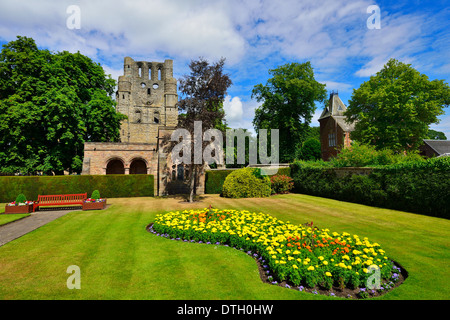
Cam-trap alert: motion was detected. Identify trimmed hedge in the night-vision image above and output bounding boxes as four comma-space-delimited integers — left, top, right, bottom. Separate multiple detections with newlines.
205, 170, 235, 194
291, 157, 450, 219
0, 174, 154, 203
205, 167, 291, 195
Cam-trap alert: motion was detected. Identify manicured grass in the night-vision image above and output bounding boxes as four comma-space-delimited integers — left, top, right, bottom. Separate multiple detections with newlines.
0, 213, 30, 226
0, 194, 448, 300
0, 203, 30, 225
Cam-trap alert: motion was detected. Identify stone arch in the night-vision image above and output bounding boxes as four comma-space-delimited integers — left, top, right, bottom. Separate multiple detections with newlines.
106, 158, 125, 174
129, 158, 147, 174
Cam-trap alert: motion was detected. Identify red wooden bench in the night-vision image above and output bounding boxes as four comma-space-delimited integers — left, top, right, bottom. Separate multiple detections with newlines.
33, 193, 87, 212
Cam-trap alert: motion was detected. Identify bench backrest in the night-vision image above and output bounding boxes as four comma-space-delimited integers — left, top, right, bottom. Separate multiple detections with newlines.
37, 193, 87, 203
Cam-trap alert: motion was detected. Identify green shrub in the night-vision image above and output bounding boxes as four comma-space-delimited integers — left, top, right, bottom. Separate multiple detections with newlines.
329, 141, 426, 167
222, 167, 271, 198
91, 190, 101, 199
15, 193, 27, 204
270, 175, 294, 194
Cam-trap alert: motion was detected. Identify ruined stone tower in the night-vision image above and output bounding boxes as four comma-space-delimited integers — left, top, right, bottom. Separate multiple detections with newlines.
81, 57, 204, 196
117, 57, 178, 143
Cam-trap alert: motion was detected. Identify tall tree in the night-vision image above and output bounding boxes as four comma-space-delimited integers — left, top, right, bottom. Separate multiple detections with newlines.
345, 59, 450, 152
426, 129, 447, 140
252, 62, 327, 162
168, 57, 232, 202
0, 36, 125, 174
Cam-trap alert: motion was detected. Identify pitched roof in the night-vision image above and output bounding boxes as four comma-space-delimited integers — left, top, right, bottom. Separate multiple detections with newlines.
319, 92, 355, 132
423, 140, 450, 155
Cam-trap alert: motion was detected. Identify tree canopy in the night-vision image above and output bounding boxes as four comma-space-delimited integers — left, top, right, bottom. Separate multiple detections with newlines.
171, 57, 232, 202
345, 58, 450, 152
252, 62, 327, 162
0, 36, 125, 175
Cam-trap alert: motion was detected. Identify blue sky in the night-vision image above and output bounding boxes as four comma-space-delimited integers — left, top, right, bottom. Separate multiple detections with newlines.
1, 0, 449, 138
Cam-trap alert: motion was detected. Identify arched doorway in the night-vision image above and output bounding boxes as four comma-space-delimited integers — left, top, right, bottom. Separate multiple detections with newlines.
106, 159, 125, 174
129, 159, 147, 174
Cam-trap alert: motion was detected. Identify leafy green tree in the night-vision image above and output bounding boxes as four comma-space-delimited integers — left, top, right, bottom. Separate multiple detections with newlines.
252, 62, 327, 162
345, 59, 450, 152
0, 36, 125, 175
426, 129, 447, 140
297, 137, 321, 161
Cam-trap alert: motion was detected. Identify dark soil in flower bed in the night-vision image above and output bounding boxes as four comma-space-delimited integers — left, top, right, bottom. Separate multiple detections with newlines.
146, 223, 408, 299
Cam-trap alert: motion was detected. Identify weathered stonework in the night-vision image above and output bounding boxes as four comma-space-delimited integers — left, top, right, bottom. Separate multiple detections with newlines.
82, 57, 204, 196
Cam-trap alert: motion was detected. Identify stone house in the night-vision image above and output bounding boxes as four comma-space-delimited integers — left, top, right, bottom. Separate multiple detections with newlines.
318, 92, 355, 161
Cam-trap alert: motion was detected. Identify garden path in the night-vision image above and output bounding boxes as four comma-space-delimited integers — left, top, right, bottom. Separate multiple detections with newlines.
0, 208, 78, 247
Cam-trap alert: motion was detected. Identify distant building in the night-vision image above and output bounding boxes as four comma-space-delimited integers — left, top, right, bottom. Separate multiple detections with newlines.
318, 92, 355, 161
419, 140, 450, 158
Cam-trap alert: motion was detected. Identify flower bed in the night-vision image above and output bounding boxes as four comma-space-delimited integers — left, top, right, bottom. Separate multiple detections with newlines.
150, 208, 406, 299
82, 198, 107, 211
4, 201, 34, 214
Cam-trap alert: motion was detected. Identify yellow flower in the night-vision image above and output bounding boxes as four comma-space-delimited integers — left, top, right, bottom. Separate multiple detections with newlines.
322, 261, 328, 265
293, 265, 298, 269
325, 272, 332, 277
318, 256, 324, 261
307, 266, 315, 271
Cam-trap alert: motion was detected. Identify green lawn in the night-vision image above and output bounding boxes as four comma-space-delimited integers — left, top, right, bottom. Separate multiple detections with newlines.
0, 203, 30, 225
0, 194, 448, 300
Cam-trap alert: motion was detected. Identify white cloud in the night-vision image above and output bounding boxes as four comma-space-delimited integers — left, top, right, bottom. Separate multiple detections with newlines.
223, 95, 244, 122
0, 0, 246, 64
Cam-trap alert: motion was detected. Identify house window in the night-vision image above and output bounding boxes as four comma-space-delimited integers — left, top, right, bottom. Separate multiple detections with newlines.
328, 133, 336, 147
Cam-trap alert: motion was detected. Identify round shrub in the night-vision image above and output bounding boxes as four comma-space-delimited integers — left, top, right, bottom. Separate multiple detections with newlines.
15, 193, 27, 204
222, 167, 271, 198
91, 190, 101, 199
270, 174, 294, 194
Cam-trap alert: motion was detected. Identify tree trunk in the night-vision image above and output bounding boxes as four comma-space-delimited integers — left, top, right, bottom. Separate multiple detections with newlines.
188, 165, 196, 203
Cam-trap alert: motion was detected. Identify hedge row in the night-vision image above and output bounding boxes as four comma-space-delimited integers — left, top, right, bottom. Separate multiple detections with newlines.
291, 157, 450, 219
205, 167, 291, 194
0, 174, 154, 203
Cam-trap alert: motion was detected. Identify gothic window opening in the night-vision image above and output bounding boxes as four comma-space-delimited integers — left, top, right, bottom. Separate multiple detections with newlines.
171, 165, 176, 180
135, 109, 142, 124
154, 111, 160, 124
